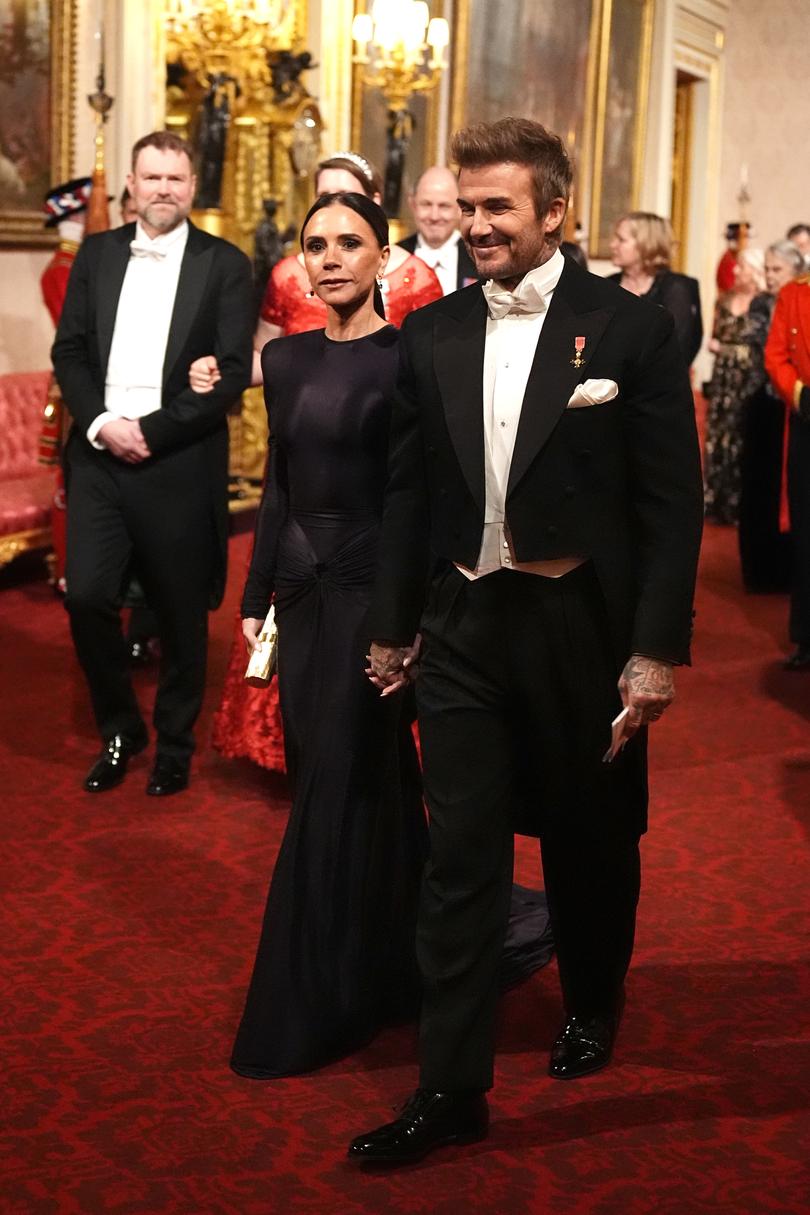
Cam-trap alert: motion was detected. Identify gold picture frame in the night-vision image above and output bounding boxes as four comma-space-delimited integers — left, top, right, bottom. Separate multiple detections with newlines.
0, 0, 77, 247
587, 0, 654, 258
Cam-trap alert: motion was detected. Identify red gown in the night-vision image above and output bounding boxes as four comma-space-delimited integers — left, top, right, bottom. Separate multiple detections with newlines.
211, 251, 442, 771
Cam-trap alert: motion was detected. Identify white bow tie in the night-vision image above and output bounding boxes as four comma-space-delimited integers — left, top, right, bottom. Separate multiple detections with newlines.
483, 278, 547, 320
130, 239, 167, 261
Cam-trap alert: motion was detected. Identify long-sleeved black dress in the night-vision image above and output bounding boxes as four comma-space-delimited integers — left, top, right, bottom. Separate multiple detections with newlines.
232, 326, 552, 1078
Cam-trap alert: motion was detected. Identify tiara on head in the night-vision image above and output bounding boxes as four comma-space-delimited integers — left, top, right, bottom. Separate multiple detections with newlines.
322, 150, 374, 185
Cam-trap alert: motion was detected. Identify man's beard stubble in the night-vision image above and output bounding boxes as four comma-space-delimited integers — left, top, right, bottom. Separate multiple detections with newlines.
142, 200, 188, 234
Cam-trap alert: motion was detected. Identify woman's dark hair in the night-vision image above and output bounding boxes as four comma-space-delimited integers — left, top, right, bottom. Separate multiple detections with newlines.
300, 192, 390, 319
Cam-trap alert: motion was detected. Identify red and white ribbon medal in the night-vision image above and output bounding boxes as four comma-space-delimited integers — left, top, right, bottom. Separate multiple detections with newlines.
571, 335, 586, 368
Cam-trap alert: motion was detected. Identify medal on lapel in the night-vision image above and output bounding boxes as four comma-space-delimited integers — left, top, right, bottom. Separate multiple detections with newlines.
570, 336, 586, 368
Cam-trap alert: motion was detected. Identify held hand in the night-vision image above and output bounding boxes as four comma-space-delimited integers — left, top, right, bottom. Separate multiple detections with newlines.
366, 636, 421, 696
97, 418, 151, 463
618, 654, 675, 737
242, 617, 264, 656
189, 354, 221, 394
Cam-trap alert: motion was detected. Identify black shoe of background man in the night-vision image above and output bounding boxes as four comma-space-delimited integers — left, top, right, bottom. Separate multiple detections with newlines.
783, 646, 810, 671
83, 733, 147, 793
549, 1012, 617, 1079
146, 754, 189, 797
347, 1089, 489, 1166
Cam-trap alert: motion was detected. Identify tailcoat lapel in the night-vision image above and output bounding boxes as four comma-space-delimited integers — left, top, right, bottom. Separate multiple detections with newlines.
96, 226, 132, 373
433, 287, 489, 515
507, 260, 614, 496
163, 222, 214, 385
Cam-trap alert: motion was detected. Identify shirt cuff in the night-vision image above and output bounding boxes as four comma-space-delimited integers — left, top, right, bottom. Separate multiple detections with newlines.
86, 411, 116, 450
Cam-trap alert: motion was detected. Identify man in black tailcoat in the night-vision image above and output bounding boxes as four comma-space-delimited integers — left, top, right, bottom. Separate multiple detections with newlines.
52, 131, 253, 796
350, 117, 703, 1165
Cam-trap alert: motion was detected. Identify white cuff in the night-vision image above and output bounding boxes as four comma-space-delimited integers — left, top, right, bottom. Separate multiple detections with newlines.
86, 411, 116, 450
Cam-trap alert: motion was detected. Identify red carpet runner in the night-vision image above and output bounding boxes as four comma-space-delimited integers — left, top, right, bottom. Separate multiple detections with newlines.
1, 523, 808, 1214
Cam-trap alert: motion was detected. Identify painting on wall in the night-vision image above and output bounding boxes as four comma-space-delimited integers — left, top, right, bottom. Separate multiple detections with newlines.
456, 0, 594, 151
0, 0, 75, 246
589, 0, 654, 257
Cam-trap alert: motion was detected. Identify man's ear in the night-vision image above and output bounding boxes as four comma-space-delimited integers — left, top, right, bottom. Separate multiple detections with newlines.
544, 196, 568, 235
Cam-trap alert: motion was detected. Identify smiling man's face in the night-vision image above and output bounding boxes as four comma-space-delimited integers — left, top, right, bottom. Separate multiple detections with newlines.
457, 162, 566, 288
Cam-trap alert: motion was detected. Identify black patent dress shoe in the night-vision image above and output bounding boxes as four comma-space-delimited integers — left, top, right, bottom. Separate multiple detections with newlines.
784, 646, 810, 670
146, 755, 189, 797
549, 1013, 617, 1079
83, 734, 147, 793
348, 1089, 489, 1166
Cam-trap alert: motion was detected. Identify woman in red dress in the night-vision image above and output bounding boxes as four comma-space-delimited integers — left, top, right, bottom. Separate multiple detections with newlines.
194, 153, 443, 771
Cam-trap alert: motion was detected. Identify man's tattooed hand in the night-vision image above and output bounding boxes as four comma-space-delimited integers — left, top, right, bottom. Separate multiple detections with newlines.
618, 653, 675, 737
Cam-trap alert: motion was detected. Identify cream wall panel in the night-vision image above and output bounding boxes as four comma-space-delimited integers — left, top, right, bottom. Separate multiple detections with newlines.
0, 252, 54, 373
719, 0, 810, 255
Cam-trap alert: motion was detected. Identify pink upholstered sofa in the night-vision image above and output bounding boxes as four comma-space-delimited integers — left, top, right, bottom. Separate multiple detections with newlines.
0, 371, 53, 569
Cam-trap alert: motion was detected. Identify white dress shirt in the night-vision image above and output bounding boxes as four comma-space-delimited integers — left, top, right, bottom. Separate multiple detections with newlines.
456, 247, 585, 581
88, 220, 189, 449
413, 230, 461, 297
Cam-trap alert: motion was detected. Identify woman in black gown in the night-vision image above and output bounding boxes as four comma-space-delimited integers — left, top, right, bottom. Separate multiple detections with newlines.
233, 194, 426, 1077
232, 193, 552, 1079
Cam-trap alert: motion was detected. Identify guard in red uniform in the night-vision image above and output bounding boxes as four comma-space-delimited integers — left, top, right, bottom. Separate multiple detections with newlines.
764, 272, 810, 668
40, 178, 92, 590
716, 222, 749, 292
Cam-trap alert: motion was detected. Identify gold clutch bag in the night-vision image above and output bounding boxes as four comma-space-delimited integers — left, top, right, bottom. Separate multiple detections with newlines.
244, 604, 278, 687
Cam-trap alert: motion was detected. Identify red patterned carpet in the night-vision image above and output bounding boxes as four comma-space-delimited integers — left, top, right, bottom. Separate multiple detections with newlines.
2, 523, 809, 1215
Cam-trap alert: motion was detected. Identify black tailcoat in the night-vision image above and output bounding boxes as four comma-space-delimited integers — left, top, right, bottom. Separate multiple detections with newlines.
370, 257, 703, 668
398, 231, 482, 292
52, 220, 254, 607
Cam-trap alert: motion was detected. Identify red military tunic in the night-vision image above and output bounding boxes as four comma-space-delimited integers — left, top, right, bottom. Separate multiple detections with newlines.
765, 274, 810, 645
765, 273, 810, 410
40, 239, 79, 327
766, 274, 810, 518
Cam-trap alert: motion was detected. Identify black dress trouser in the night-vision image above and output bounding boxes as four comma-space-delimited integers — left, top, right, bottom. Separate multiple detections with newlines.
64, 435, 214, 760
415, 563, 644, 1091
788, 414, 810, 646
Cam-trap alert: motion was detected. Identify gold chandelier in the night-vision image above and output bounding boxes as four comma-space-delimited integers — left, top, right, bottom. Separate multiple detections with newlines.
352, 1, 450, 112
164, 0, 300, 103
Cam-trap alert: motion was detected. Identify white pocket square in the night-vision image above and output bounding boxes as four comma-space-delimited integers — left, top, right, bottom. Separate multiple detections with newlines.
566, 378, 619, 409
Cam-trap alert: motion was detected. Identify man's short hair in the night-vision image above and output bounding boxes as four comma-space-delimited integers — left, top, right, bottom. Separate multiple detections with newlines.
787, 223, 810, 240
131, 130, 194, 172
450, 117, 572, 241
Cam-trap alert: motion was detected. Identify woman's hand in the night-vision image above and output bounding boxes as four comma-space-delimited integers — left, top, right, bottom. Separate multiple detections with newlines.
242, 617, 264, 655
189, 355, 221, 394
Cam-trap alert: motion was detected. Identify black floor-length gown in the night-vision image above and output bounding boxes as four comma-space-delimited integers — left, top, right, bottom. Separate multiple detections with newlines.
232, 326, 552, 1079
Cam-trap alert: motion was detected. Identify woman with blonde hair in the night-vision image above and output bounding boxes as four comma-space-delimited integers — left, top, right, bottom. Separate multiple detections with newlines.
703, 246, 766, 524
609, 210, 703, 364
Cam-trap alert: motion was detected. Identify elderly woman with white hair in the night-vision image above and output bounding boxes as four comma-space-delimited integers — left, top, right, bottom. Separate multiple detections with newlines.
704, 246, 766, 524
738, 240, 806, 589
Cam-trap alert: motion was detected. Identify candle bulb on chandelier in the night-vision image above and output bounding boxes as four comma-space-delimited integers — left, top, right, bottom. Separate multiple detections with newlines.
427, 17, 449, 68
352, 12, 373, 63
